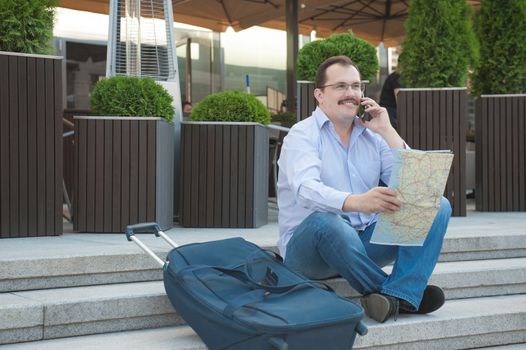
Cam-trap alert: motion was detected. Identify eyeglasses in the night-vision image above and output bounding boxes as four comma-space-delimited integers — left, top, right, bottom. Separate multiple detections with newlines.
318, 82, 365, 93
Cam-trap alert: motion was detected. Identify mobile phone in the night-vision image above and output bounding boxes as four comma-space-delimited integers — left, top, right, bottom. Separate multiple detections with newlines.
359, 98, 372, 122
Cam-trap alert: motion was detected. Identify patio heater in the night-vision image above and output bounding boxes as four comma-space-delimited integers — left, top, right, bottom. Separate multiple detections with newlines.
106, 0, 183, 220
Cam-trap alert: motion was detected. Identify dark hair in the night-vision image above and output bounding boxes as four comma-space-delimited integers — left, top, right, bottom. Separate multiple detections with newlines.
315, 55, 360, 88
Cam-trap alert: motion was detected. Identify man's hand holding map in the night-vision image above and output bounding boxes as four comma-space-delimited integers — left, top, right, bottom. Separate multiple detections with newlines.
371, 149, 454, 246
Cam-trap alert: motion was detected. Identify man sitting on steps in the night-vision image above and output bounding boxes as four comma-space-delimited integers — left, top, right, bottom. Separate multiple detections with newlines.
276, 55, 452, 323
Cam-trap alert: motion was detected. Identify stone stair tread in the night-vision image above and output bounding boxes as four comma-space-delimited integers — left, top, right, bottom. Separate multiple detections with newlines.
2, 227, 526, 293
2, 294, 526, 350
1, 257, 526, 344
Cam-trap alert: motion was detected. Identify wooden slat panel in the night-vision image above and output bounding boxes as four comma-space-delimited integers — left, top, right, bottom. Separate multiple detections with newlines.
36, 58, 47, 234
0, 55, 10, 237
180, 124, 190, 226
213, 125, 223, 226
458, 90, 466, 216
245, 126, 255, 228
129, 121, 139, 225
17, 57, 28, 236
120, 121, 130, 230
112, 121, 122, 232
497, 97, 504, 210
146, 121, 156, 222
137, 121, 148, 223
221, 126, 231, 227
190, 124, 200, 227
206, 125, 215, 227
27, 58, 38, 235
476, 95, 526, 211
452, 90, 461, 215
44, 58, 56, 235
511, 97, 519, 209
197, 124, 207, 225
85, 118, 96, 232
103, 120, 113, 230
475, 98, 483, 210
229, 126, 239, 226
94, 120, 105, 231
9, 56, 19, 237
237, 126, 247, 227
505, 97, 512, 210
76, 119, 88, 231
520, 98, 526, 210
53, 60, 62, 235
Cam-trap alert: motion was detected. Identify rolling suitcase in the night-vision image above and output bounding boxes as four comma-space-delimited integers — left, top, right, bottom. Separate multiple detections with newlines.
126, 222, 368, 350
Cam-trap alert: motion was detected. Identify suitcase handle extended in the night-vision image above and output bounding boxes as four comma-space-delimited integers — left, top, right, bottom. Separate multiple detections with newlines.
126, 222, 179, 267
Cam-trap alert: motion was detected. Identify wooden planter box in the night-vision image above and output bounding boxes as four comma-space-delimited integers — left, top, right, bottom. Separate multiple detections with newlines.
398, 88, 467, 216
0, 51, 63, 238
180, 122, 268, 228
475, 94, 526, 211
297, 81, 317, 122
74, 117, 174, 232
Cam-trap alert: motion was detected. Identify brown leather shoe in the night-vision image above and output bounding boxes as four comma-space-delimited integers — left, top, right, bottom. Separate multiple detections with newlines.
360, 293, 399, 323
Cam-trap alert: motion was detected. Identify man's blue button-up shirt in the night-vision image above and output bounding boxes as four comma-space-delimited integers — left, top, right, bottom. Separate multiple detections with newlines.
277, 107, 397, 257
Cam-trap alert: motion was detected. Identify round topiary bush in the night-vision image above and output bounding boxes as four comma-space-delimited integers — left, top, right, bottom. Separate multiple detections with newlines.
297, 31, 378, 82
470, 0, 526, 95
190, 91, 271, 125
90, 76, 175, 123
399, 0, 478, 88
0, 0, 58, 54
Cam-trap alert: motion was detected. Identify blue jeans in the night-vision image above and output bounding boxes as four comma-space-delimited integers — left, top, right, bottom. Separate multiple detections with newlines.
284, 197, 452, 310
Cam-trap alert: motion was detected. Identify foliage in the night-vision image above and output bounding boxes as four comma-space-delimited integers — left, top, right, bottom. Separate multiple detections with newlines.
271, 111, 296, 128
399, 0, 478, 88
190, 91, 271, 125
297, 31, 379, 81
470, 0, 526, 95
91, 76, 175, 123
0, 0, 58, 54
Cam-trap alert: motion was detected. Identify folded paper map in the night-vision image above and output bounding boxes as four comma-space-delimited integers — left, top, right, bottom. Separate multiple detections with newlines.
371, 149, 454, 246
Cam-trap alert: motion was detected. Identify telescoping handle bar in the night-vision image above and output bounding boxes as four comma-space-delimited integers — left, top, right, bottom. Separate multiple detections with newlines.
126, 222, 179, 267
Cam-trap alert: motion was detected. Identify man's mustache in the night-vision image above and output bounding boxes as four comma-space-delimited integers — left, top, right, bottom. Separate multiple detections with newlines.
338, 98, 359, 105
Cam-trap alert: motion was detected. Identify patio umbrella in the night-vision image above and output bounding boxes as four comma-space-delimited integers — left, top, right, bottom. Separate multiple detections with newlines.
58, 0, 282, 33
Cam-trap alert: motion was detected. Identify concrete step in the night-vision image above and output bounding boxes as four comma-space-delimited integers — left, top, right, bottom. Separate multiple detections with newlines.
329, 257, 526, 300
2, 294, 526, 350
1, 257, 526, 345
2, 226, 526, 293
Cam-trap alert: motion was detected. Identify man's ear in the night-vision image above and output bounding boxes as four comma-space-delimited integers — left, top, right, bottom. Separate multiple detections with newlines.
314, 88, 323, 104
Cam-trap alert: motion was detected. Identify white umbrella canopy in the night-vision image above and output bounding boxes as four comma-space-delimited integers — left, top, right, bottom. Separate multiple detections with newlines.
59, 0, 481, 47
59, 0, 282, 33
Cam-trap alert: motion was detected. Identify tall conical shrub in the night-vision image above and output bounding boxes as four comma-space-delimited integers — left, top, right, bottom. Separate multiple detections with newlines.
399, 0, 478, 88
0, 0, 58, 54
470, 0, 526, 95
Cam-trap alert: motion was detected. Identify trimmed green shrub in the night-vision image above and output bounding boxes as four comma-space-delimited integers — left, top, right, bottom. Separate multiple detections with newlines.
297, 31, 378, 81
0, 0, 58, 54
190, 91, 271, 125
399, 0, 478, 88
90, 76, 175, 123
271, 111, 296, 128
470, 0, 526, 95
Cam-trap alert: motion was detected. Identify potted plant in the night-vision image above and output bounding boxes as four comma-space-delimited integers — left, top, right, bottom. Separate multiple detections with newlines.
295, 30, 378, 121
180, 90, 271, 228
74, 76, 176, 232
470, 0, 526, 211
396, 0, 478, 216
0, 0, 63, 238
